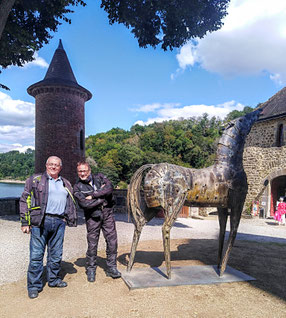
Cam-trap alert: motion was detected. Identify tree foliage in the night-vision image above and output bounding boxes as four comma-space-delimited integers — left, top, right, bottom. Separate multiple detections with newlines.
0, 149, 35, 180
225, 106, 254, 122
101, 0, 230, 50
0, 0, 86, 70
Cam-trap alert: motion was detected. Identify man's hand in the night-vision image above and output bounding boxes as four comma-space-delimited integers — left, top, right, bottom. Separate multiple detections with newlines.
86, 195, 92, 200
21, 226, 30, 234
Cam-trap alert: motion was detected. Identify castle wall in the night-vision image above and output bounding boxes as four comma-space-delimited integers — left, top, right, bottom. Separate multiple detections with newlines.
243, 118, 286, 215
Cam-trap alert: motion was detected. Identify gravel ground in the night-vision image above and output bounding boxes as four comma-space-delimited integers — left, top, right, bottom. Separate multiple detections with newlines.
0, 212, 285, 286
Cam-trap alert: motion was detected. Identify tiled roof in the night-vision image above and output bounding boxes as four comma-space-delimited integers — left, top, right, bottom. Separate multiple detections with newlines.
27, 40, 92, 100
258, 87, 286, 121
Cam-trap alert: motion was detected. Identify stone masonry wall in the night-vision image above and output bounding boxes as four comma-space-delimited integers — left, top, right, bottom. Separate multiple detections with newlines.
243, 118, 286, 210
0, 198, 20, 216
113, 189, 128, 214
245, 118, 286, 148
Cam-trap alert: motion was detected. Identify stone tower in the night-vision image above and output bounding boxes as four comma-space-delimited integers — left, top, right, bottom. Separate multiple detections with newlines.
27, 40, 92, 184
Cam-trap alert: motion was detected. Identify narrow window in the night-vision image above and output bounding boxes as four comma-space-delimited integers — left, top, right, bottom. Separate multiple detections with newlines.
277, 124, 284, 147
80, 129, 84, 150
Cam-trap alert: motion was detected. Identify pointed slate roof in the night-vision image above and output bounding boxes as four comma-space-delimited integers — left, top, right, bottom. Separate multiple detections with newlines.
27, 40, 92, 100
258, 87, 286, 122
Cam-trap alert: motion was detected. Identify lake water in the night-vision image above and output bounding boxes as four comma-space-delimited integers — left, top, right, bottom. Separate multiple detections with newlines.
0, 182, 24, 198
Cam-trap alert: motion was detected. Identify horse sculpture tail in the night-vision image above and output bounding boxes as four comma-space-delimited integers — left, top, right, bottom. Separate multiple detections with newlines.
127, 164, 153, 272
127, 164, 153, 223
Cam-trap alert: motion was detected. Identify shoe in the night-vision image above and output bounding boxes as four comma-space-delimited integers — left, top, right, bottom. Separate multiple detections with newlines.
28, 289, 38, 299
49, 280, 67, 288
87, 271, 96, 282
106, 268, 121, 279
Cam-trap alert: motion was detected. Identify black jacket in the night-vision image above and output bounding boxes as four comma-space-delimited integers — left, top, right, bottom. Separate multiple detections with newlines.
73, 173, 114, 212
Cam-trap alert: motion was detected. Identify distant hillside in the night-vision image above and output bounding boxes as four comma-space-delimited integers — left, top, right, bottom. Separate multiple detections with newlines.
0, 149, 35, 180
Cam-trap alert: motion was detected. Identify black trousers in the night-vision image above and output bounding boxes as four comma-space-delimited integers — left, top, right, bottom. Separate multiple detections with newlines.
84, 207, 118, 272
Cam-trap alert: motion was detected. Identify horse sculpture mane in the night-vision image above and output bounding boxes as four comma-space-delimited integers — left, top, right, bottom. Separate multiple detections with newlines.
127, 109, 262, 279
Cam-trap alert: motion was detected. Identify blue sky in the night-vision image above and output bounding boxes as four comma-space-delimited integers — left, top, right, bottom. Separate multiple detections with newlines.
1, 0, 286, 152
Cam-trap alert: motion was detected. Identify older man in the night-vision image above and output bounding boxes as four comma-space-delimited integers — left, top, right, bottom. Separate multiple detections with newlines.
73, 161, 121, 283
20, 156, 77, 299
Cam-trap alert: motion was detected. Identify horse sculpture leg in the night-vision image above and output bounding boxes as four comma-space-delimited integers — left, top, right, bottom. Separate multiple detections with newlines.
217, 207, 228, 271
162, 219, 172, 279
127, 215, 146, 272
219, 199, 244, 276
127, 164, 154, 272
162, 193, 187, 279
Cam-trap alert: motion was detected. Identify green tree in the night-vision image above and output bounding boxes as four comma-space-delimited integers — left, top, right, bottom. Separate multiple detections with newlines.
225, 106, 254, 122
94, 165, 120, 187
101, 0, 230, 50
143, 151, 189, 167
117, 144, 144, 182
0, 149, 35, 180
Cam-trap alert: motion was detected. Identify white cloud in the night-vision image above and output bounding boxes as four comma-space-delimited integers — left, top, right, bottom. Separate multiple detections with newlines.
175, 0, 286, 84
270, 73, 283, 86
0, 143, 34, 153
0, 125, 35, 142
0, 92, 35, 152
23, 52, 49, 69
0, 92, 35, 126
176, 43, 197, 70
133, 100, 244, 126
131, 102, 180, 113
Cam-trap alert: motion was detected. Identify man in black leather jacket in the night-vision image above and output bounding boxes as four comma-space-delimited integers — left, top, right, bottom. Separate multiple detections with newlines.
73, 161, 121, 282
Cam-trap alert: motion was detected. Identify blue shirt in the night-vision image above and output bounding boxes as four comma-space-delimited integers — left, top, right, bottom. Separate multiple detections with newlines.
45, 175, 68, 215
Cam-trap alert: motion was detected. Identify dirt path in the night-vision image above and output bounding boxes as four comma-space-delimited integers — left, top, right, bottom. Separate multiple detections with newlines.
0, 236, 286, 318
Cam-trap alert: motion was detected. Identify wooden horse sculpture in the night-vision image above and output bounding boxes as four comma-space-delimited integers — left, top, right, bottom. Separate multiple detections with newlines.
127, 109, 261, 279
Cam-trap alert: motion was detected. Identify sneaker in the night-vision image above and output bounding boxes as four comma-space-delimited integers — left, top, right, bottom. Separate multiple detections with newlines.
106, 268, 121, 279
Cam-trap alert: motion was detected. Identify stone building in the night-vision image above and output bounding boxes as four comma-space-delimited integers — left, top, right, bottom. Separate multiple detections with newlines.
27, 40, 92, 184
244, 87, 286, 217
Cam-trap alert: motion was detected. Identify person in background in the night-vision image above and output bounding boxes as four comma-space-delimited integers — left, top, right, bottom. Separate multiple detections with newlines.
20, 156, 77, 299
274, 197, 286, 225
73, 161, 121, 283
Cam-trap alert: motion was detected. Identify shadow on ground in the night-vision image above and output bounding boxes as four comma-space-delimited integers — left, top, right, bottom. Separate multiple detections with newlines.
117, 236, 286, 302
73, 255, 113, 273
40, 261, 78, 288
115, 213, 191, 228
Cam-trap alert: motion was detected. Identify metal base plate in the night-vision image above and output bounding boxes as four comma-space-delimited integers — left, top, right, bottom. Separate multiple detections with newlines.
121, 265, 255, 290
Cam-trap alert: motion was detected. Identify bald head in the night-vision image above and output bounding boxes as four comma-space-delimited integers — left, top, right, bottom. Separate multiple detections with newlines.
46, 156, 62, 166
